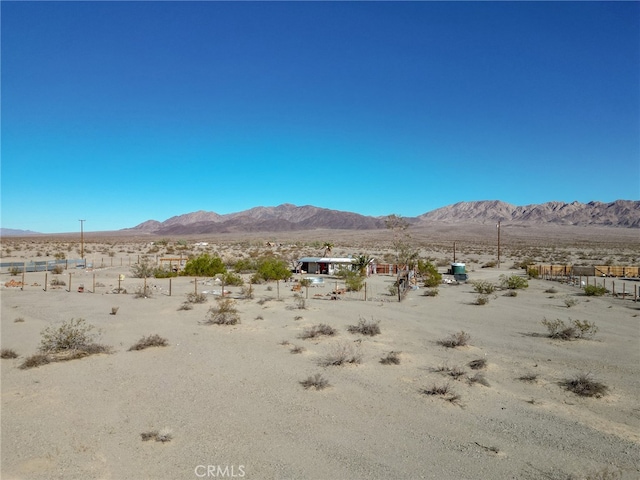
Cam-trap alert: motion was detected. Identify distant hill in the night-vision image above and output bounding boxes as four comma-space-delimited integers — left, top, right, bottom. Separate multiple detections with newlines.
0, 228, 41, 237
125, 200, 640, 235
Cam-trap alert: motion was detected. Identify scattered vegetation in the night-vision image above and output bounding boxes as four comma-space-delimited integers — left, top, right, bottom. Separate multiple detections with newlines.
437, 331, 471, 348
518, 373, 539, 383
420, 383, 461, 404
298, 323, 337, 340
319, 342, 362, 366
561, 373, 608, 397
380, 351, 401, 365
50, 278, 66, 286
141, 428, 173, 443
300, 373, 330, 390
186, 292, 208, 304
202, 298, 240, 325
128, 334, 169, 351
541, 318, 598, 340
20, 353, 51, 369
347, 317, 381, 336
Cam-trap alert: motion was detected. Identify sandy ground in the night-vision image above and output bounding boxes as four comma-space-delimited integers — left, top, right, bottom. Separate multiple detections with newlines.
1, 231, 639, 480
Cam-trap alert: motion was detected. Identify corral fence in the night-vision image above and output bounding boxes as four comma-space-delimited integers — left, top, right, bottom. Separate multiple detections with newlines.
0, 259, 87, 273
528, 264, 640, 279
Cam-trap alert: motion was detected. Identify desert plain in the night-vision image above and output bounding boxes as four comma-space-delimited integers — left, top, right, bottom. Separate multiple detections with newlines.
1, 223, 639, 480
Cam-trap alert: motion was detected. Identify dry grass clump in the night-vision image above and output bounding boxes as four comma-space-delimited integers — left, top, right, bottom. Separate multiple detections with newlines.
467, 372, 490, 387
564, 298, 578, 308
110, 306, 120, 315
544, 287, 558, 294
202, 298, 240, 325
178, 302, 194, 311
474, 294, 490, 305
20, 353, 51, 369
437, 331, 470, 348
300, 373, 330, 390
290, 345, 305, 354
319, 342, 362, 366
518, 373, 539, 383
468, 358, 487, 370
39, 318, 109, 354
1, 348, 19, 359
14, 317, 25, 323
134, 285, 153, 298
347, 317, 381, 336
50, 278, 66, 286
420, 383, 461, 404
129, 334, 169, 351
561, 373, 608, 398
141, 428, 173, 443
541, 318, 598, 340
423, 288, 439, 297
298, 323, 337, 339
186, 292, 208, 304
380, 351, 401, 365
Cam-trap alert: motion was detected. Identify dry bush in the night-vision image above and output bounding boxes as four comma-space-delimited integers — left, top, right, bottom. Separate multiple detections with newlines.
474, 294, 490, 305
39, 318, 100, 353
141, 428, 173, 443
178, 302, 193, 311
468, 358, 487, 370
564, 298, 578, 308
134, 285, 153, 298
541, 318, 598, 340
14, 317, 25, 323
437, 331, 470, 348
186, 292, 208, 304
471, 280, 495, 294
1, 348, 19, 359
380, 351, 401, 365
19, 353, 51, 369
110, 306, 119, 315
129, 334, 169, 351
319, 342, 362, 366
545, 287, 558, 294
561, 373, 608, 398
518, 373, 539, 383
347, 317, 381, 336
423, 288, 439, 297
298, 323, 337, 340
202, 298, 240, 325
300, 373, 330, 390
420, 383, 461, 404
50, 278, 66, 286
503, 290, 518, 297
290, 345, 305, 354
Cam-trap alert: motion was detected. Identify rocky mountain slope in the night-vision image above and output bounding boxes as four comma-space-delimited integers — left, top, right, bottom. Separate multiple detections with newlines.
126, 200, 639, 234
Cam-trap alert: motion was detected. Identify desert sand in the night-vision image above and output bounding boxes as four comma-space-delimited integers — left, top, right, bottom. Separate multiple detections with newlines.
1, 227, 639, 479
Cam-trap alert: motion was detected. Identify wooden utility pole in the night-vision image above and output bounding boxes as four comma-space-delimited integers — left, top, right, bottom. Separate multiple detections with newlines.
497, 221, 501, 268
79, 219, 86, 260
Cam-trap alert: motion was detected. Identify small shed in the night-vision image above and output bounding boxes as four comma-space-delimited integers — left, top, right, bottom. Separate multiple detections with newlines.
297, 257, 355, 275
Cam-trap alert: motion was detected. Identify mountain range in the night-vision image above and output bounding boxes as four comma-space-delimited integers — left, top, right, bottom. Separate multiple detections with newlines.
127, 200, 640, 235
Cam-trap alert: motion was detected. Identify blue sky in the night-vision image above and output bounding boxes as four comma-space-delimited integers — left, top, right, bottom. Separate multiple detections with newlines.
2, 1, 639, 233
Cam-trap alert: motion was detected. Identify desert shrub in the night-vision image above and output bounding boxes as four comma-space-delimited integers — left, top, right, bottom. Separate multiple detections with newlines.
9, 266, 21, 276
561, 373, 608, 397
14, 317, 25, 323
254, 257, 292, 283
54, 252, 66, 260
19, 353, 51, 369
39, 318, 98, 353
182, 253, 227, 277
152, 267, 178, 278
544, 287, 558, 294
131, 257, 155, 278
319, 342, 362, 366
584, 285, 608, 296
468, 358, 487, 370
292, 293, 306, 310
499, 274, 528, 290
482, 261, 497, 268
347, 317, 381, 336
290, 345, 305, 354
420, 383, 460, 404
423, 288, 439, 297
50, 278, 66, 286
141, 428, 173, 443
1, 348, 19, 359
233, 258, 257, 273
51, 265, 64, 274
298, 323, 337, 340
178, 302, 193, 311
527, 267, 539, 278
240, 285, 254, 299
380, 351, 401, 365
518, 373, 538, 382
203, 298, 240, 325
110, 306, 120, 315
129, 334, 169, 351
417, 260, 442, 287
134, 285, 153, 298
471, 280, 495, 294
564, 298, 578, 308
344, 272, 365, 292
223, 272, 244, 286
300, 373, 330, 390
541, 318, 598, 340
447, 366, 466, 380
474, 294, 490, 305
387, 284, 398, 296
186, 292, 208, 304
437, 331, 470, 348
503, 290, 518, 297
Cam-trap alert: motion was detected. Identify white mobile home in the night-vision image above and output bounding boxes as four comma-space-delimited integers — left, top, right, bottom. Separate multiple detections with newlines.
297, 257, 355, 275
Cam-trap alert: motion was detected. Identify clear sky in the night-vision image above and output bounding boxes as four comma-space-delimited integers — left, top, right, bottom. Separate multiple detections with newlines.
2, 1, 639, 233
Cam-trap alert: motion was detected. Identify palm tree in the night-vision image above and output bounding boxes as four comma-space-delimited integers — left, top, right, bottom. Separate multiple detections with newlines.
322, 242, 334, 257
353, 255, 372, 276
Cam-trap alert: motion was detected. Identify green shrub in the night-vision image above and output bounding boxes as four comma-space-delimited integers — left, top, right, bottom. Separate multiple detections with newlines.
153, 267, 178, 278
541, 318, 598, 340
417, 260, 442, 287
471, 280, 496, 294
499, 274, 528, 290
526, 267, 539, 279
344, 272, 365, 292
131, 257, 156, 278
584, 285, 608, 296
223, 272, 244, 286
